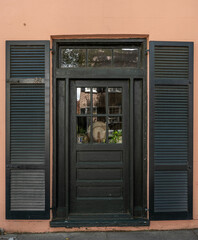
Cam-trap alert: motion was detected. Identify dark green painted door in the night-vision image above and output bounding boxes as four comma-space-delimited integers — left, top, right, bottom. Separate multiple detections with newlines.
69, 80, 129, 215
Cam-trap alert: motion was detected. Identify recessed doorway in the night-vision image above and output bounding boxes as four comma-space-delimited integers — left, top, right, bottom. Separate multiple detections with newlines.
52, 39, 147, 227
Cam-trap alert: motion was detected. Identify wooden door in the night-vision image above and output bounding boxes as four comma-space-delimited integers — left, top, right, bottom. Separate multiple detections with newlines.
69, 80, 129, 215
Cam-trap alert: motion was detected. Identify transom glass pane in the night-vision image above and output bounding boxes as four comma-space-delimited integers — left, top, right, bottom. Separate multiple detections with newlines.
113, 48, 139, 67
61, 49, 86, 68
88, 49, 112, 67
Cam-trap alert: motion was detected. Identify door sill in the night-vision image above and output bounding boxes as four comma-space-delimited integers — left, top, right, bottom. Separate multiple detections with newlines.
50, 218, 150, 228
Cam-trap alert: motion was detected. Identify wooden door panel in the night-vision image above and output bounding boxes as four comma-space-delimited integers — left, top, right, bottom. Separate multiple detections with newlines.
77, 186, 122, 197
77, 168, 123, 180
77, 151, 122, 162
70, 199, 125, 214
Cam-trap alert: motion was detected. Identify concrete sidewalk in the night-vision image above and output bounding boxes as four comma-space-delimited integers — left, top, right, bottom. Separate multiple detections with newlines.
2, 230, 198, 240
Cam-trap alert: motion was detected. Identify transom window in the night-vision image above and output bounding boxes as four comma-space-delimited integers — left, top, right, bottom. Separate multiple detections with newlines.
60, 47, 140, 68
76, 87, 122, 144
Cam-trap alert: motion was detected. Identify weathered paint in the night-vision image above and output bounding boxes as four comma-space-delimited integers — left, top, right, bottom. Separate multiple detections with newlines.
0, 0, 198, 233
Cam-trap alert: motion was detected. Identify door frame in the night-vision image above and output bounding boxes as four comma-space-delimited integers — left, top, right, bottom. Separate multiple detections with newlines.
52, 38, 148, 227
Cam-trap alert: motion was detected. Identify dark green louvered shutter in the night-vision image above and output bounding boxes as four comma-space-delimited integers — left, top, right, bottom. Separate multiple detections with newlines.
149, 41, 193, 220
6, 41, 50, 219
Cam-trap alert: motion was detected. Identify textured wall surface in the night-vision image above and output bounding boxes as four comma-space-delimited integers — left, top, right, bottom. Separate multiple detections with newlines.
0, 0, 198, 232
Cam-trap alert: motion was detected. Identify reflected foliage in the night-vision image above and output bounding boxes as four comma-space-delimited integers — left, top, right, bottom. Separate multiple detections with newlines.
60, 47, 139, 68
61, 49, 86, 68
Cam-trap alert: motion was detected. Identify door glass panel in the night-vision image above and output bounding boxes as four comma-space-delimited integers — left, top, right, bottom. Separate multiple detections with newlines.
88, 49, 112, 67
93, 87, 106, 114
108, 116, 122, 144
61, 49, 86, 68
76, 85, 123, 144
113, 48, 139, 67
108, 88, 122, 114
77, 88, 91, 114
92, 116, 106, 143
77, 117, 91, 144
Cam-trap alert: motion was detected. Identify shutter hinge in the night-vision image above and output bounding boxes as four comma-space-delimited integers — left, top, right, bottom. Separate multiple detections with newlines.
50, 48, 55, 54
145, 208, 149, 212
145, 49, 150, 55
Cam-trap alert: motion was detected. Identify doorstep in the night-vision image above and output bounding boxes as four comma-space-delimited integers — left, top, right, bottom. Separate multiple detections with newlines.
50, 218, 150, 228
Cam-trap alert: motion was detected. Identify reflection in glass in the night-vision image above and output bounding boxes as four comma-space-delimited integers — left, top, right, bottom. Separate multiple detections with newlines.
77, 88, 91, 114
92, 116, 106, 143
108, 88, 122, 114
93, 88, 106, 114
88, 49, 112, 67
113, 48, 139, 67
77, 117, 91, 144
61, 49, 86, 68
108, 116, 122, 144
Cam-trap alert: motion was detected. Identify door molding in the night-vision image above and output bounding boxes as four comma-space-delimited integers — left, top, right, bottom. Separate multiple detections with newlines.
52, 39, 148, 226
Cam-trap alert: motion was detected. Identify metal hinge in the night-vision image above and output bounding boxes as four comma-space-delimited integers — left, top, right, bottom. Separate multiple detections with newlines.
145, 208, 149, 212
50, 48, 55, 54
145, 49, 150, 55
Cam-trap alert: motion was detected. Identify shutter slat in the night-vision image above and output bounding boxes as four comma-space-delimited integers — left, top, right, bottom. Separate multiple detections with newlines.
154, 171, 188, 212
10, 45, 45, 78
10, 170, 45, 211
154, 45, 189, 79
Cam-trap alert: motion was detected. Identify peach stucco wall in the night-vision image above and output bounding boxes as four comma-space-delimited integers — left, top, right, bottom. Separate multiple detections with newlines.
0, 0, 198, 233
